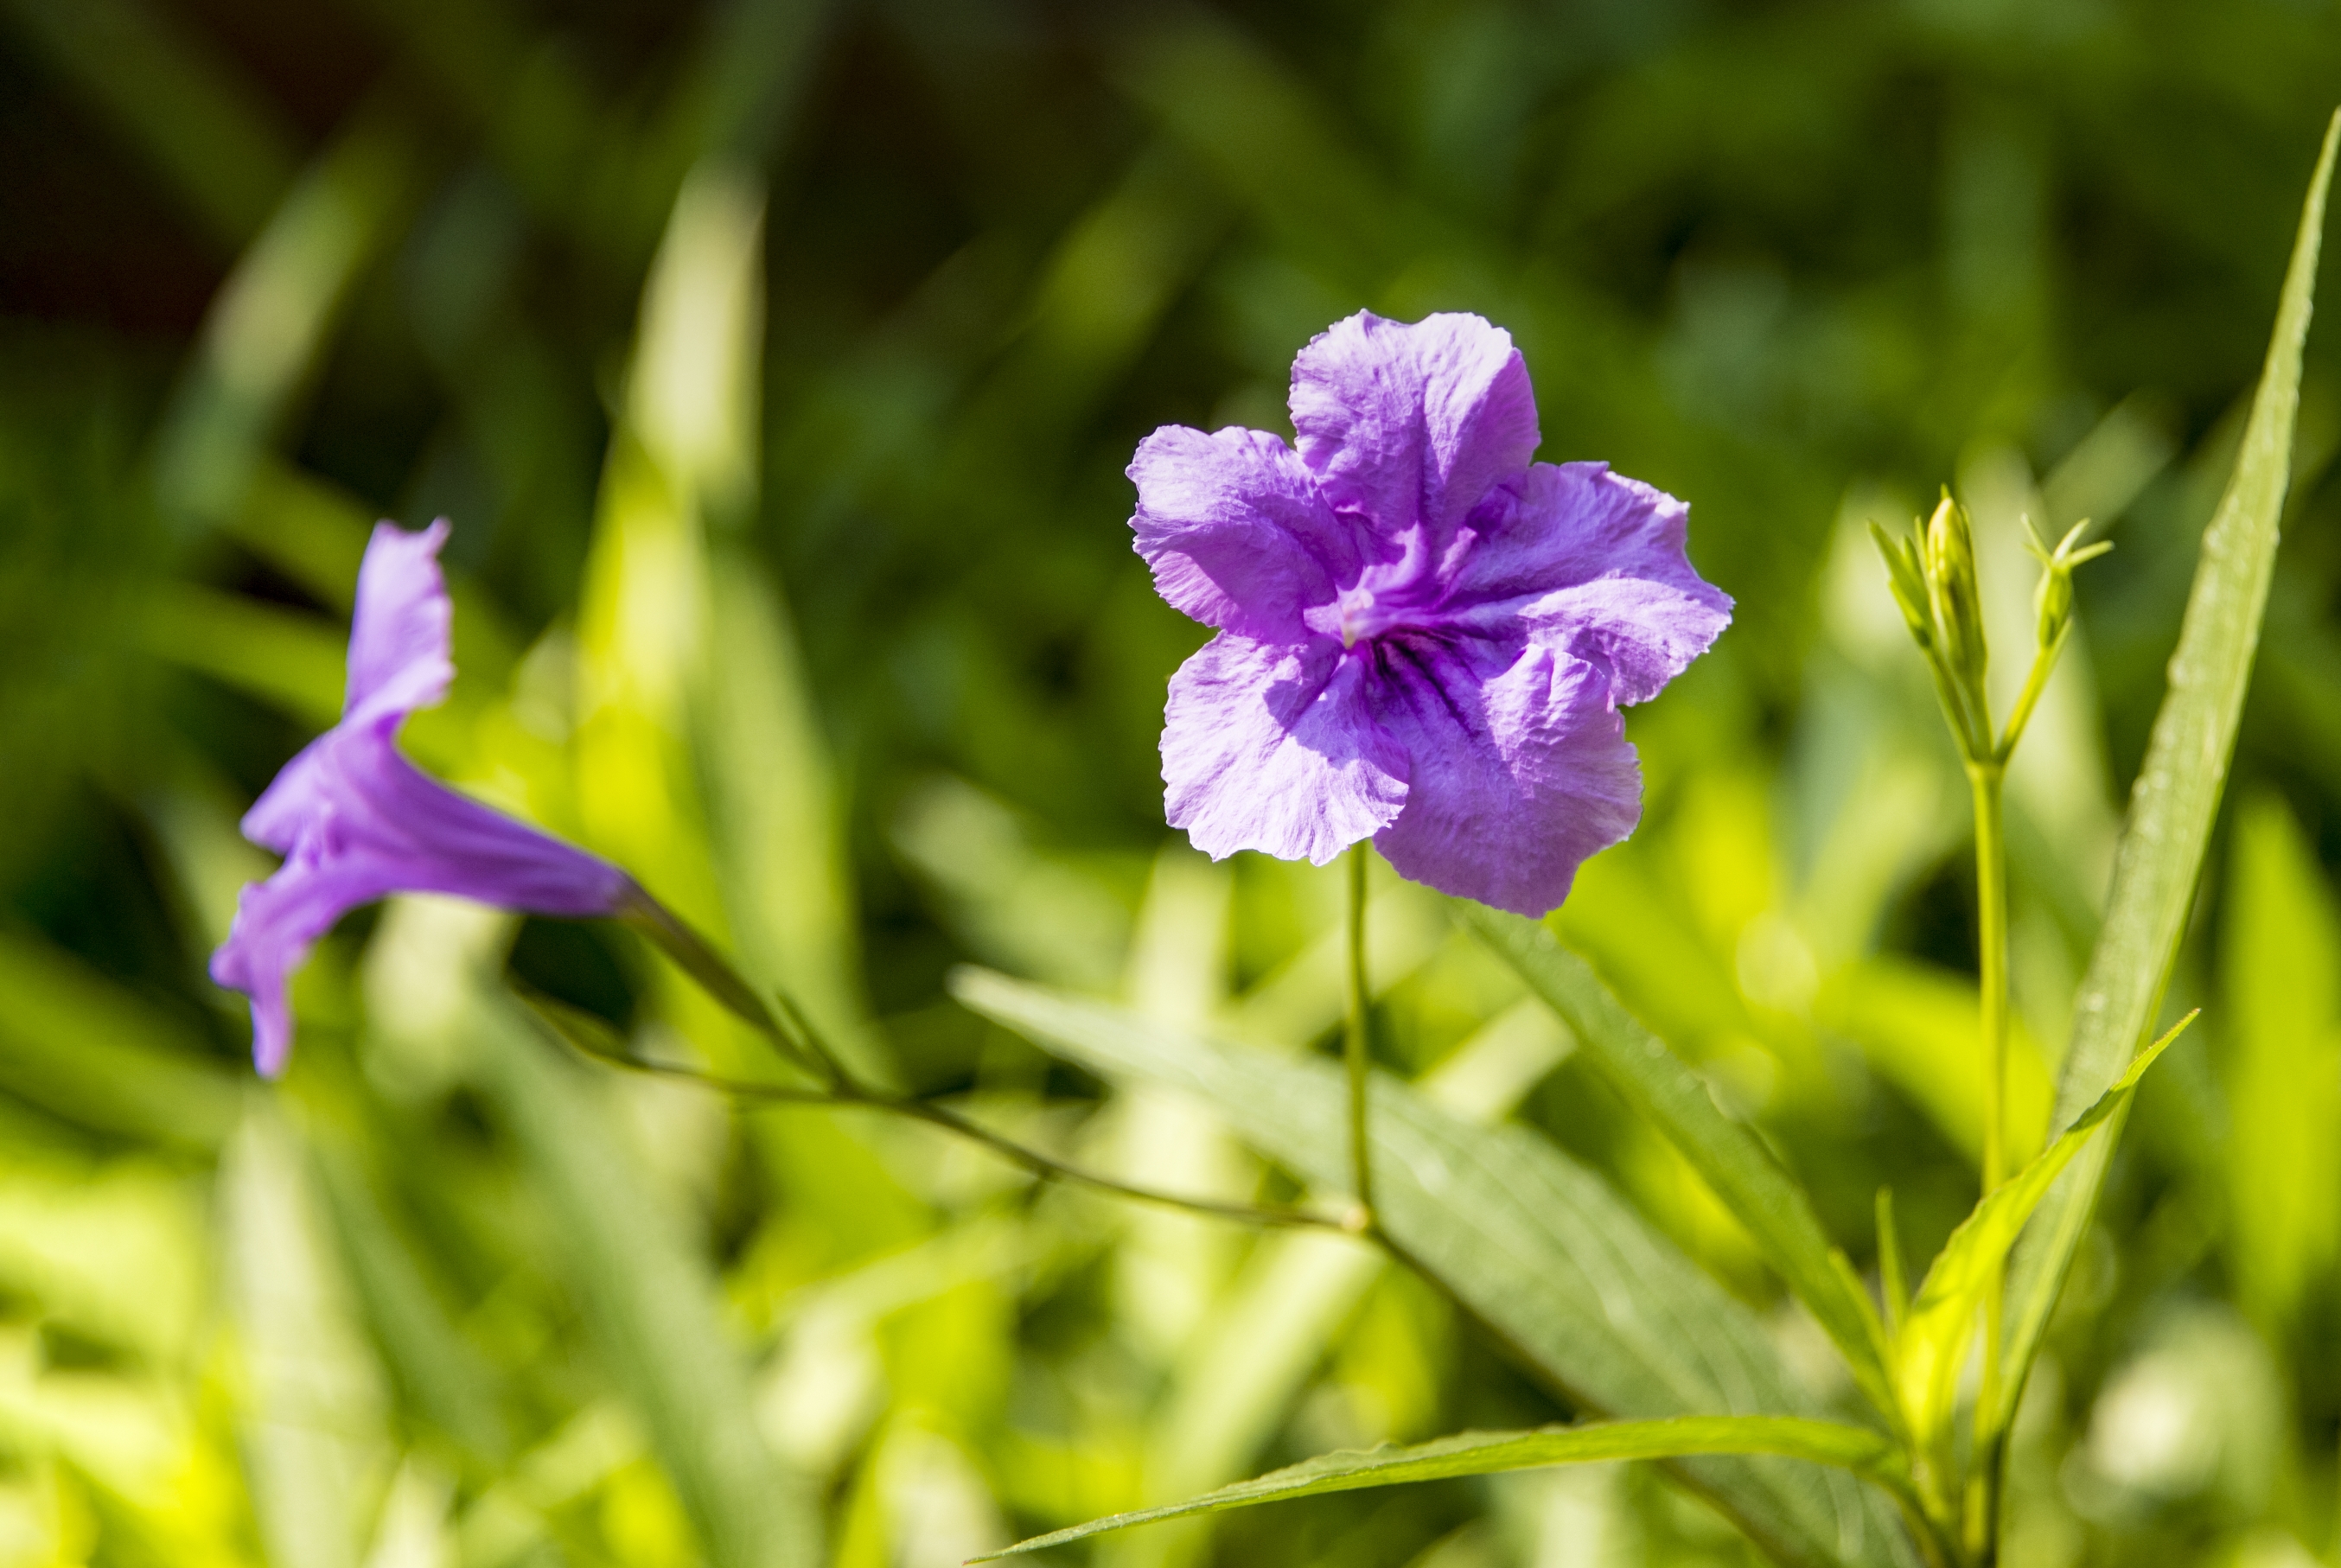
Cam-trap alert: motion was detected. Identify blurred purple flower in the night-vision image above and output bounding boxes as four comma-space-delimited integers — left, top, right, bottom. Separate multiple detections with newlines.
210, 520, 634, 1075
1130, 310, 1731, 915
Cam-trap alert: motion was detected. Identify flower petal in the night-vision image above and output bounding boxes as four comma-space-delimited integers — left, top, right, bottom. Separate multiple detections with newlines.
1289, 311, 1539, 542
1164, 633, 1408, 865
1442, 462, 1732, 704
207, 838, 373, 1078
214, 731, 633, 1074
239, 731, 335, 856
334, 738, 635, 916
344, 519, 456, 724
1369, 638, 1641, 915
1129, 425, 1360, 639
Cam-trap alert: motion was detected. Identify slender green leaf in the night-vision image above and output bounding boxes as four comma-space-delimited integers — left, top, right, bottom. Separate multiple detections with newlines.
951, 968, 1916, 1568
153, 112, 425, 535
1876, 1189, 1907, 1337
1901, 1012, 2193, 1445
477, 995, 820, 1568
2222, 794, 2341, 1332
0, 931, 241, 1149
0, 0, 300, 245
220, 1107, 392, 1568
310, 1143, 513, 1465
137, 583, 347, 727
701, 556, 890, 1081
2002, 110, 2339, 1411
1460, 904, 1899, 1433
975, 1418, 1912, 1560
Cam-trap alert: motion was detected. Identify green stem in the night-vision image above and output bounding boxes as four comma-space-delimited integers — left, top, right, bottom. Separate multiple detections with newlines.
615, 889, 843, 1086
1994, 631, 2065, 765
1967, 761, 2010, 1565
527, 987, 1353, 1233
1344, 842, 1376, 1234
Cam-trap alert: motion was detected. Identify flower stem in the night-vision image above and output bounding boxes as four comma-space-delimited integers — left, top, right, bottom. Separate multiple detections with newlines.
615, 890, 844, 1086
520, 975, 1353, 1233
1993, 631, 2064, 765
1343, 842, 1376, 1234
1967, 760, 2010, 1565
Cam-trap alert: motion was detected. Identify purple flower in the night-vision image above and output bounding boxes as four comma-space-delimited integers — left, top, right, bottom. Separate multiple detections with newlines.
209, 520, 635, 1075
1130, 311, 1730, 916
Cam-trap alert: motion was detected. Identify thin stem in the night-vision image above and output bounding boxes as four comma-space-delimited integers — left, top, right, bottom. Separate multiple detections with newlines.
616, 891, 837, 1082
1343, 842, 1375, 1233
1967, 761, 2010, 1566
892, 1098, 1349, 1232
565, 1035, 1351, 1233
1993, 629, 2066, 764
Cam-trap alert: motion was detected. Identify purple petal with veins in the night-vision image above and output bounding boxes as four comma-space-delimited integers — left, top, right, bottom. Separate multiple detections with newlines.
210, 520, 634, 1075
1128, 309, 1732, 915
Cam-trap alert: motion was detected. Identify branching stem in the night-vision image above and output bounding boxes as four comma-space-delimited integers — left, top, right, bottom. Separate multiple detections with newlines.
1994, 631, 2066, 765
546, 1014, 1352, 1233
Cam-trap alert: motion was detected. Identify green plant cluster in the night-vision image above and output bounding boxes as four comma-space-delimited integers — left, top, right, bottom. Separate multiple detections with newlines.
3, 3, 2341, 1567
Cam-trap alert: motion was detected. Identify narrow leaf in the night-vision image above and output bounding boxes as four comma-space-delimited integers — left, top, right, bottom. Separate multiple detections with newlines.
951, 968, 1914, 1568
1877, 1189, 1906, 1336
1460, 904, 1899, 1432
2222, 794, 2341, 1331
479, 998, 822, 1568
1898, 1011, 2194, 1444
2003, 110, 2339, 1406
0, 931, 241, 1150
973, 1418, 1911, 1560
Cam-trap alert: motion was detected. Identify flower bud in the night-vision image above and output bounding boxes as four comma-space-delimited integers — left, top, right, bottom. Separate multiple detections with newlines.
1869, 521, 1934, 649
1923, 494, 1987, 691
2025, 517, 2110, 651
2034, 562, 2073, 647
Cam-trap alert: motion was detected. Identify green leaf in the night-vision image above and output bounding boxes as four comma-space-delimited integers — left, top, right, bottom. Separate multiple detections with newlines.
0, 931, 241, 1150
2002, 109, 2339, 1412
973, 1417, 1911, 1560
220, 1107, 392, 1568
0, 0, 300, 246
1459, 904, 1900, 1434
309, 1142, 513, 1465
477, 999, 821, 1568
137, 583, 347, 727
1900, 1011, 2193, 1446
950, 968, 1916, 1568
152, 113, 424, 534
700, 557, 890, 1082
2221, 794, 2341, 1332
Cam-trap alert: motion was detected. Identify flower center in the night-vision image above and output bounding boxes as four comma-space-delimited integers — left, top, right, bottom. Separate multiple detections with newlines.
1336, 585, 1407, 648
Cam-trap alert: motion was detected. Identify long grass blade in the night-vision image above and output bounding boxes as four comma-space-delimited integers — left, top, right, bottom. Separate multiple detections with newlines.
952, 967, 1914, 1568
1461, 904, 1900, 1433
2000, 109, 2338, 1415
974, 1417, 1911, 1560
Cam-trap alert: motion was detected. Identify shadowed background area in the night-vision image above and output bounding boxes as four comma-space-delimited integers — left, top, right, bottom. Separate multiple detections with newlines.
2, 2, 2339, 1565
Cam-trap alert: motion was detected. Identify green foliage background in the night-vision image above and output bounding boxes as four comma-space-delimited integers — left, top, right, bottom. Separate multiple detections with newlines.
2, 2, 2338, 1565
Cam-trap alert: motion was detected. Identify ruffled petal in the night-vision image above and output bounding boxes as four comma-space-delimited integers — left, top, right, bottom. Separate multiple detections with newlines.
239, 730, 335, 855
1439, 462, 1732, 704
1368, 638, 1642, 915
208, 836, 393, 1077
1289, 311, 1539, 543
1164, 633, 1408, 865
1129, 425, 1362, 640
344, 519, 456, 724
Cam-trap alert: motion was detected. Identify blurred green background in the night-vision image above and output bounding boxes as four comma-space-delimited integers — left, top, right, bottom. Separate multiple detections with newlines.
3, 1, 2340, 1565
